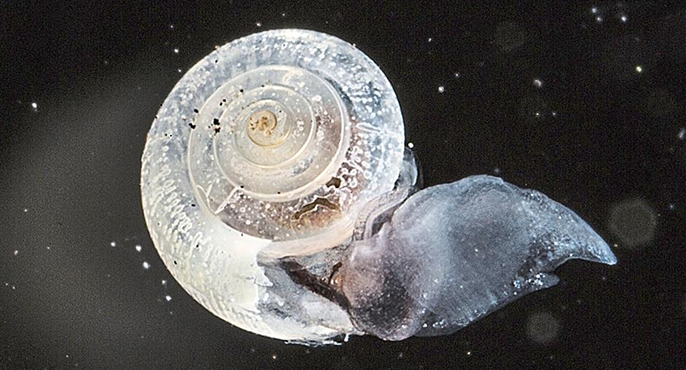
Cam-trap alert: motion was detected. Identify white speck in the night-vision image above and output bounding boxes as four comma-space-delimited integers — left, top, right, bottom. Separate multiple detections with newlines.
591, 6, 598, 14
161, 280, 167, 285
493, 167, 501, 174
408, 142, 414, 149
177, 68, 182, 73
533, 79, 543, 87
535, 112, 541, 118
596, 16, 603, 23
668, 203, 676, 211
635, 65, 643, 73
281, 12, 286, 17
256, 22, 262, 27
427, 37, 433, 43
109, 241, 116, 247
271, 354, 278, 360
165, 295, 172, 302
46, 246, 51, 250
467, 351, 472, 356
169, 24, 175, 29
13, 250, 19, 256
173, 48, 179, 54
438, 86, 445, 93
677, 127, 685, 140
30, 102, 38, 111
620, 15, 628, 22
142, 261, 150, 270
552, 111, 558, 117
454, 72, 460, 78
23, 208, 28, 213
135, 245, 142, 252
104, 60, 109, 65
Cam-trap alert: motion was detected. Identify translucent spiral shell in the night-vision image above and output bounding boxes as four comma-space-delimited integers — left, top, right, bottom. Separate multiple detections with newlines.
141, 30, 404, 341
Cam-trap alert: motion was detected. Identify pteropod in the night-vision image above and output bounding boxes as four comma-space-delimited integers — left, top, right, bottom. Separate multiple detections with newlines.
140, 29, 617, 344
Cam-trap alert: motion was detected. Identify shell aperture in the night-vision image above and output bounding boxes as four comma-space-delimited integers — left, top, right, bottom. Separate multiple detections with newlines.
140, 29, 617, 344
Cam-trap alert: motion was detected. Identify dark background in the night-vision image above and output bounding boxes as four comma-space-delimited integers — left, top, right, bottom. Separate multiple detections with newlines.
1, 1, 685, 369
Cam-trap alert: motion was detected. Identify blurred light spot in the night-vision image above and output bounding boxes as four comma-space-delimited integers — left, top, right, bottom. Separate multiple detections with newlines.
281, 12, 286, 17
165, 295, 172, 302
161, 279, 167, 285
454, 72, 460, 78
533, 79, 543, 87
678, 128, 685, 140
407, 142, 414, 149
135, 245, 142, 252
437, 86, 445, 93
493, 22, 530, 53
608, 198, 657, 249
596, 16, 603, 23
635, 65, 643, 73
668, 203, 676, 211
31, 102, 38, 111
23, 208, 28, 212
427, 37, 433, 43
109, 241, 116, 247
169, 24, 175, 29
591, 7, 598, 14
271, 354, 278, 360
526, 311, 561, 345
173, 48, 179, 54
256, 22, 262, 27
13, 250, 19, 256
493, 167, 501, 175
620, 15, 628, 22
142, 261, 150, 270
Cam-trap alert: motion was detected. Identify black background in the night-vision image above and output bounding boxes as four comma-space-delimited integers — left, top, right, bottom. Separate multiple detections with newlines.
1, 1, 685, 369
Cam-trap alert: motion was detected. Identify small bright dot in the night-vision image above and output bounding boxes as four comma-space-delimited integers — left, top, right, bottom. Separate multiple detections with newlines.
23, 208, 28, 213
169, 24, 175, 29
173, 48, 179, 54
427, 37, 433, 42
493, 167, 501, 175
438, 86, 445, 93
668, 203, 676, 211
135, 245, 142, 252
165, 295, 172, 302
635, 65, 643, 73
677, 127, 685, 140
535, 112, 541, 118
533, 79, 543, 87
177, 68, 182, 73
30, 102, 38, 111
281, 12, 286, 17
454, 72, 460, 78
552, 111, 558, 117
591, 7, 598, 14
408, 142, 414, 149
256, 22, 262, 27
271, 354, 278, 360
110, 241, 116, 247
620, 15, 628, 22
466, 351, 472, 356
13, 250, 19, 256
161, 280, 167, 285
142, 261, 150, 270
596, 16, 603, 23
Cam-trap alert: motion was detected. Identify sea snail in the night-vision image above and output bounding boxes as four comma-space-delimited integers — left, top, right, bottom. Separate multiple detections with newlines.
140, 29, 617, 344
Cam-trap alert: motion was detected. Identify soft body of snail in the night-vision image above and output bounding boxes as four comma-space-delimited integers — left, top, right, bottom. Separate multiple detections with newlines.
141, 29, 617, 344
